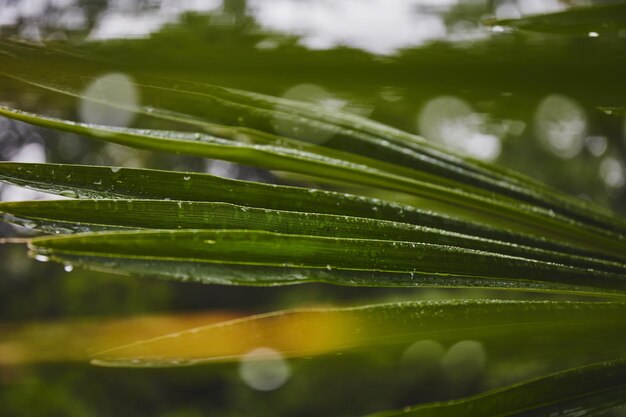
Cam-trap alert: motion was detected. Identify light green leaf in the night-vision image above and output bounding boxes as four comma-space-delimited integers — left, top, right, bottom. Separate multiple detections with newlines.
90, 300, 626, 367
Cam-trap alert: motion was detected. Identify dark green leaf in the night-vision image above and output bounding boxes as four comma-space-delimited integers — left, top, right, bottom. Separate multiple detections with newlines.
1, 107, 625, 260
369, 357, 626, 417
25, 229, 626, 294
2, 162, 618, 264
4, 198, 626, 277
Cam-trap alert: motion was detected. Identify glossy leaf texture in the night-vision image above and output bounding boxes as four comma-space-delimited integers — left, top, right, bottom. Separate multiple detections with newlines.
1, 162, 618, 264
1, 106, 626, 262
368, 357, 626, 417
19, 226, 626, 294
1, 161, 625, 294
5, 197, 626, 273
0, 42, 625, 296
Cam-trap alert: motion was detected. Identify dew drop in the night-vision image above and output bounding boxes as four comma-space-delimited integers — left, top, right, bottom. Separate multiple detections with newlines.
22, 221, 37, 229
59, 190, 78, 198
35, 254, 50, 263
183, 176, 191, 181
110, 167, 122, 173
64, 264, 74, 272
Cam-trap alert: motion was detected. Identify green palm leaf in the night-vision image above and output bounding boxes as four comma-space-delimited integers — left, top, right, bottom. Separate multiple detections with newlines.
2, 162, 617, 263
1, 107, 626, 260
23, 229, 626, 294
2, 39, 626, 416
90, 300, 626, 367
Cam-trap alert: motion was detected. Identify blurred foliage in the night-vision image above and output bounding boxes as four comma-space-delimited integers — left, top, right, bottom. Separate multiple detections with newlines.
1, 1, 626, 416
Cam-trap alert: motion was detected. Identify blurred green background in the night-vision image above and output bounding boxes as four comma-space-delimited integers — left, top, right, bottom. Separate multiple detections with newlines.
1, 0, 626, 416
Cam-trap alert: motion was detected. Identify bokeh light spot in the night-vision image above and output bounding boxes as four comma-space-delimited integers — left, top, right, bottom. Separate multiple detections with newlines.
402, 340, 444, 370
239, 347, 291, 391
272, 83, 341, 145
585, 136, 608, 157
417, 96, 501, 161
78, 72, 140, 131
600, 157, 625, 189
442, 340, 486, 381
534, 94, 586, 159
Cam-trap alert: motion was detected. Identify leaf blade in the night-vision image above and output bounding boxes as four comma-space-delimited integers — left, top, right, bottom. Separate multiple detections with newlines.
368, 357, 626, 417
1, 107, 625, 260
89, 300, 626, 366
25, 229, 626, 294
4, 198, 626, 276
2, 162, 619, 263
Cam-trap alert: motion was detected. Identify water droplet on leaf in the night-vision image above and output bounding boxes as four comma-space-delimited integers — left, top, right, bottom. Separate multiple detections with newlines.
35, 254, 50, 263
59, 190, 78, 198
